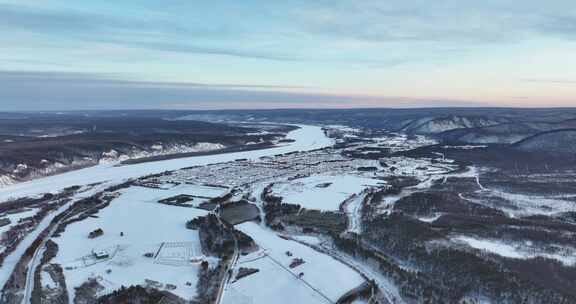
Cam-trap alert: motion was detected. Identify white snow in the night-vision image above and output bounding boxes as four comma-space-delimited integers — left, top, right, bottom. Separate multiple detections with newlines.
0, 175, 16, 187
342, 191, 375, 234
0, 209, 38, 236
291, 235, 325, 246
417, 214, 442, 223
0, 187, 100, 291
489, 189, 576, 216
13, 164, 28, 174
272, 175, 385, 211
226, 254, 329, 304
140, 183, 229, 207
455, 236, 526, 259
41, 268, 57, 289
223, 222, 365, 304
454, 236, 576, 266
171, 183, 228, 198
0, 125, 333, 202
53, 186, 208, 301
442, 145, 488, 150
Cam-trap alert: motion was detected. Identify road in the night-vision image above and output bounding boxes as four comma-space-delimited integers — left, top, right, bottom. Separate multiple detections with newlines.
21, 219, 62, 304
214, 215, 240, 304
0, 196, 77, 304
216, 248, 239, 304
341, 190, 372, 234
19, 186, 109, 304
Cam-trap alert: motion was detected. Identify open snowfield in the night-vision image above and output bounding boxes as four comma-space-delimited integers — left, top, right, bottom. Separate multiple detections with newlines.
157, 183, 228, 198
52, 186, 209, 301
0, 125, 333, 202
487, 190, 576, 217
223, 222, 365, 304
272, 175, 385, 211
454, 236, 576, 266
142, 182, 228, 207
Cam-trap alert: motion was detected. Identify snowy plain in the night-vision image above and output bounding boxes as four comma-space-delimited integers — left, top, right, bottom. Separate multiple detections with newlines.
454, 236, 576, 266
223, 222, 366, 304
272, 175, 385, 211
53, 186, 209, 301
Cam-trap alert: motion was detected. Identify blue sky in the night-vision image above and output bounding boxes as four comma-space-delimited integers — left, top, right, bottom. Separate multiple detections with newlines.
1, 0, 576, 110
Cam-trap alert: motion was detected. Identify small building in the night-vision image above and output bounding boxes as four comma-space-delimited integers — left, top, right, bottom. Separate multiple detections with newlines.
92, 248, 110, 260
189, 256, 205, 263
88, 228, 104, 239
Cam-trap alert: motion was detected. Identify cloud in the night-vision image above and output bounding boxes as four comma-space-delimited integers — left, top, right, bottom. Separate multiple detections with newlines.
0, 4, 291, 61
536, 15, 576, 38
0, 70, 313, 89
0, 4, 185, 34
293, 1, 576, 45
6, 2, 576, 67
522, 78, 576, 84
120, 41, 298, 61
0, 70, 485, 110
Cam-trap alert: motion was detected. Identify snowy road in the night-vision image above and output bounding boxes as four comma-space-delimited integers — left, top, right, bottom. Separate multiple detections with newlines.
0, 185, 107, 300
341, 190, 372, 234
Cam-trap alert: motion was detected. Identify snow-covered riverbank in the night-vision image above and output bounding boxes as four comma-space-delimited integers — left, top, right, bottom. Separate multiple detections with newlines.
0, 125, 333, 202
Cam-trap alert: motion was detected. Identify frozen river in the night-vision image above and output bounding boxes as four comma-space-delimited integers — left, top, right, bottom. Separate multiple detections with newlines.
0, 124, 333, 201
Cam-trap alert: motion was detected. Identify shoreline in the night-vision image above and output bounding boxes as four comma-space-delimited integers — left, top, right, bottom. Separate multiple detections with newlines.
119, 141, 279, 166
0, 124, 333, 202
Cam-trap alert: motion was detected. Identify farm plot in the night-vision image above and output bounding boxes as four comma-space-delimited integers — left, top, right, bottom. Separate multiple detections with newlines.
223, 222, 365, 304
155, 241, 204, 266
143, 183, 229, 208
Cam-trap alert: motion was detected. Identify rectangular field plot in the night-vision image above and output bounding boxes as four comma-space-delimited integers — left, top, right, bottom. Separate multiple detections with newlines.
155, 241, 204, 266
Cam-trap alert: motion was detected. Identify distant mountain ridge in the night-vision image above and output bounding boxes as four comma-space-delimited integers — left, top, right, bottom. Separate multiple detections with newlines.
176, 108, 576, 154
513, 129, 576, 154
398, 115, 506, 134
435, 119, 576, 144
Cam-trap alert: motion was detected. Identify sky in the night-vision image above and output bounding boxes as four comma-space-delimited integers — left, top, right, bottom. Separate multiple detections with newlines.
1, 0, 576, 110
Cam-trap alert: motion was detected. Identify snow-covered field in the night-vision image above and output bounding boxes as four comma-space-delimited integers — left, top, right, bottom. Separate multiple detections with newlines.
53, 186, 209, 301
0, 125, 333, 202
271, 175, 385, 211
142, 182, 229, 207
487, 190, 576, 217
454, 236, 576, 266
223, 222, 365, 304
296, 236, 405, 304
